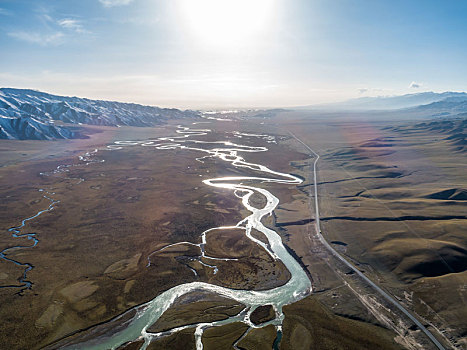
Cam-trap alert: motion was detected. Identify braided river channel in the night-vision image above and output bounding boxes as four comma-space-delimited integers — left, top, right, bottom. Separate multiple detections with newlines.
65, 124, 312, 350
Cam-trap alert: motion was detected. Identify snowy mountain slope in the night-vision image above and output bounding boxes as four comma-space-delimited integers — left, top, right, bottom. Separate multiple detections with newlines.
0, 88, 200, 140
0, 116, 75, 140
411, 97, 467, 116
301, 91, 467, 110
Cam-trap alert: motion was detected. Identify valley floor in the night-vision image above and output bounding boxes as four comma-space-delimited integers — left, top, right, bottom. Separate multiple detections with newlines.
0, 112, 465, 349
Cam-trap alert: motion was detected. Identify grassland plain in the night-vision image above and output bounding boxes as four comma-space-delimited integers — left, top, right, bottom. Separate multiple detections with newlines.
275, 111, 466, 349
1, 118, 301, 349
1, 113, 461, 349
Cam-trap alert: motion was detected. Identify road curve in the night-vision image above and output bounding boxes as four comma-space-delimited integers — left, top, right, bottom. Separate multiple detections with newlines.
288, 132, 446, 350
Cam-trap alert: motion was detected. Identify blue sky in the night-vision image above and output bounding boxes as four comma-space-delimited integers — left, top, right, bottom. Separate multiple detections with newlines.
0, 0, 466, 108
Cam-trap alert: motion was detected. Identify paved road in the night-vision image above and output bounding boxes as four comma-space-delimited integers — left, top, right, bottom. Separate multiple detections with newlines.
288, 132, 446, 350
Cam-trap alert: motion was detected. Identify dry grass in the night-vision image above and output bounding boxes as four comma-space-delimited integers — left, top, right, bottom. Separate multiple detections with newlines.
275, 111, 467, 347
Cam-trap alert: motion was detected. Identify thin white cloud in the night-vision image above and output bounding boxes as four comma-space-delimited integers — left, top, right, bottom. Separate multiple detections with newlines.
0, 8, 12, 16
356, 87, 388, 95
8, 31, 65, 46
99, 0, 135, 7
58, 19, 89, 34
40, 13, 54, 23
409, 81, 422, 89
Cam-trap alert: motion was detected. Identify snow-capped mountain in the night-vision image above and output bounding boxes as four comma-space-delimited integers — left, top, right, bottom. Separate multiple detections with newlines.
0, 88, 199, 140
0, 116, 76, 140
304, 91, 467, 111
411, 97, 467, 116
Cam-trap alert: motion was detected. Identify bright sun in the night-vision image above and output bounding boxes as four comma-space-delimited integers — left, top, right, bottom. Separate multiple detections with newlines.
178, 0, 276, 48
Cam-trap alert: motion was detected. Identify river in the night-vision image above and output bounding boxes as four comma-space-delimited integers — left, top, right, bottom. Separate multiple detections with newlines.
63, 123, 312, 350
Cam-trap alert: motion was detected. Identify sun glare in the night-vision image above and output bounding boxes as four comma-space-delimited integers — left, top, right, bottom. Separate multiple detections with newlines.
178, 0, 276, 49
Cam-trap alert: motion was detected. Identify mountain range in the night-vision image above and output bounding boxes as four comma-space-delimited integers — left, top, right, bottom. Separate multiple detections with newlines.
0, 88, 199, 140
1, 88, 466, 140
306, 91, 467, 111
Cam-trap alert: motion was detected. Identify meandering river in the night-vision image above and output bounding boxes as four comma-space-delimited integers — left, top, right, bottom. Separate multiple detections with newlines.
0, 149, 102, 294
62, 124, 312, 349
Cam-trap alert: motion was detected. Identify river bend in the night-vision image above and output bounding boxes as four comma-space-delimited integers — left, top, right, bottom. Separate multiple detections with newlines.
63, 124, 312, 349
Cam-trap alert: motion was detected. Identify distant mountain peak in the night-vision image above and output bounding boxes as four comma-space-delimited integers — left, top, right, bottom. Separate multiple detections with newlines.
304, 91, 467, 111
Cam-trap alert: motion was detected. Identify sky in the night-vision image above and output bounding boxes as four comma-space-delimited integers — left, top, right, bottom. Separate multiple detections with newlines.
0, 0, 466, 108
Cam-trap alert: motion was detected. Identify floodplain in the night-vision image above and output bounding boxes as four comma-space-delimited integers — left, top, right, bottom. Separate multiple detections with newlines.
0, 111, 465, 349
